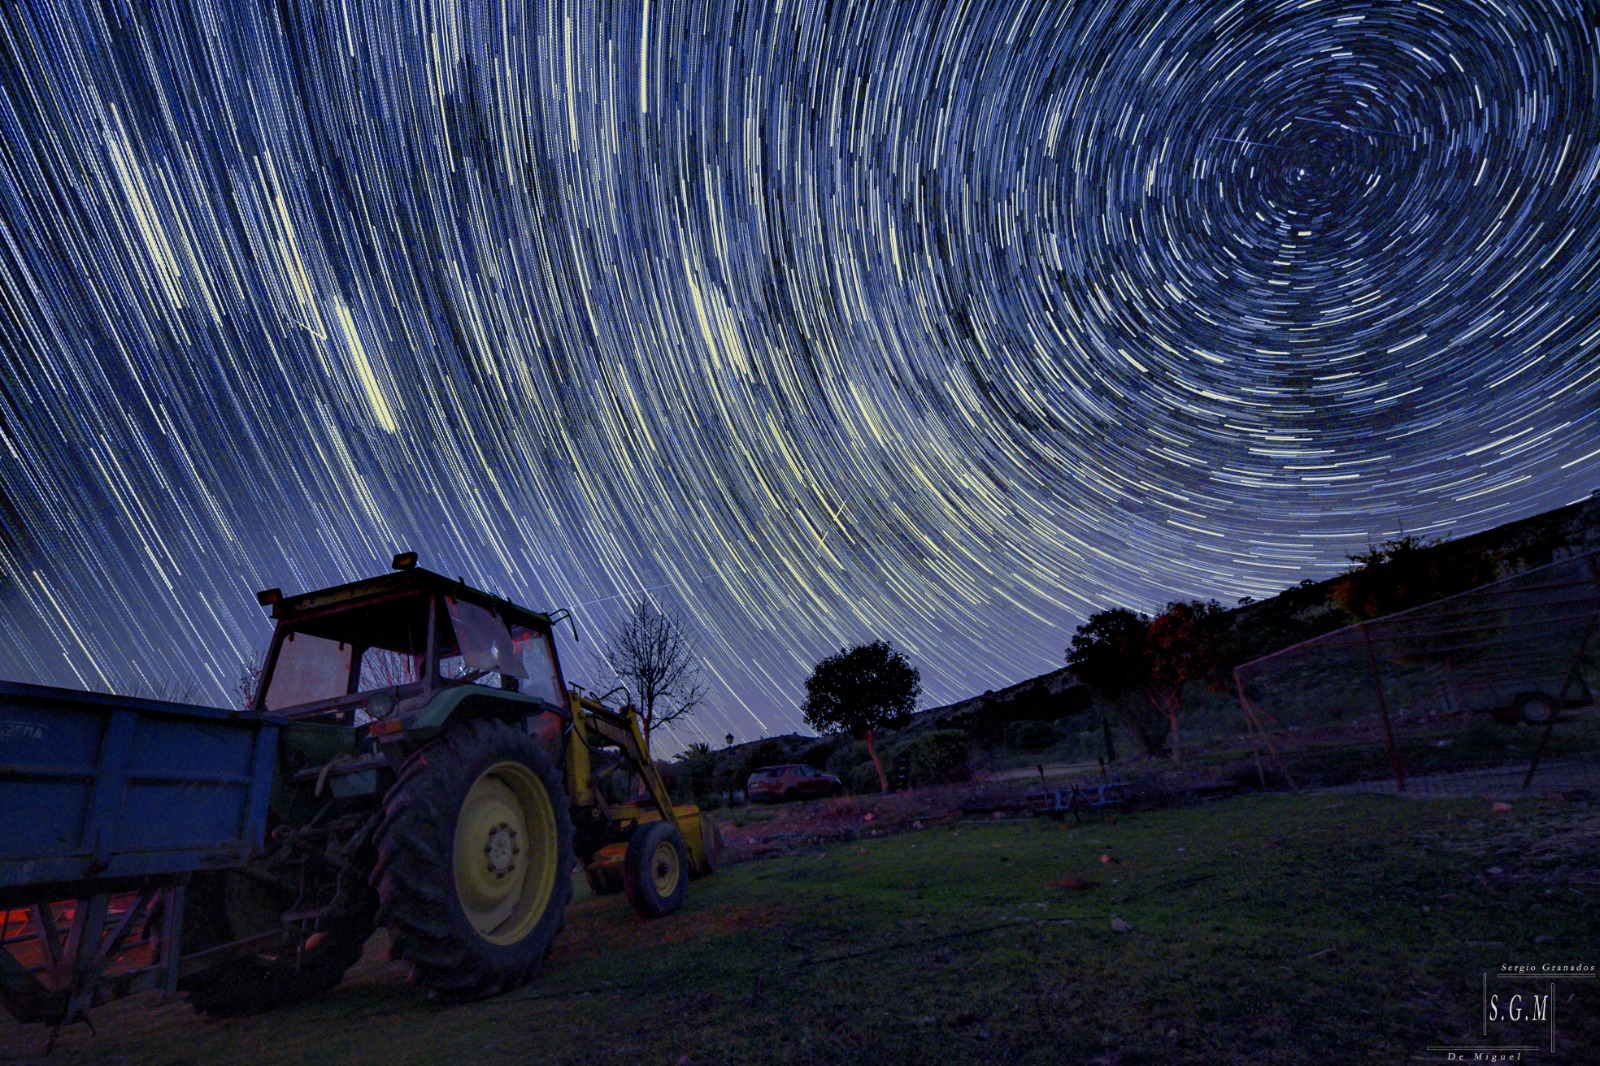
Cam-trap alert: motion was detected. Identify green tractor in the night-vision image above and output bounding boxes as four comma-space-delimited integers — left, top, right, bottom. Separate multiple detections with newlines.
175, 555, 719, 1014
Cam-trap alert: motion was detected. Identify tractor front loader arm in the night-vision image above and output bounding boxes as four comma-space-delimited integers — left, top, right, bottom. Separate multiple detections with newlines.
565, 694, 715, 877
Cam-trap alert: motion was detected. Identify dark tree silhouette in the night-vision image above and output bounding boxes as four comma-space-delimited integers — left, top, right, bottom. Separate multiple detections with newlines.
1065, 608, 1151, 699
1065, 608, 1164, 756
802, 640, 920, 793
600, 599, 707, 745
1067, 602, 1233, 761
1331, 534, 1496, 621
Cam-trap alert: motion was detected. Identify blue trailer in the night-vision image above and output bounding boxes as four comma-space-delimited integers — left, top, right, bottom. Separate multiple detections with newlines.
0, 681, 279, 1026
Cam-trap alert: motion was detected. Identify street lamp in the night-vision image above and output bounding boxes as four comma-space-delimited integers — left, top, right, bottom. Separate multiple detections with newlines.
725, 733, 735, 806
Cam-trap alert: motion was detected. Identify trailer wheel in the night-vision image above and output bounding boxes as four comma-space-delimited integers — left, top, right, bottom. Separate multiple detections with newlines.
176, 872, 375, 1017
1511, 692, 1559, 726
623, 821, 689, 919
373, 719, 573, 1000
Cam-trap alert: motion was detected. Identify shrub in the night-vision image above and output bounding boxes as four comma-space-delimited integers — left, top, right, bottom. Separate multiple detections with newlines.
798, 737, 841, 770
826, 739, 872, 781
906, 729, 971, 784
740, 739, 786, 777
847, 762, 883, 795
1003, 719, 1058, 752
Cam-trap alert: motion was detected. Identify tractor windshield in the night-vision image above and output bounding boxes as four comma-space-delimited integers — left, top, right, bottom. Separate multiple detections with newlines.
437, 597, 564, 708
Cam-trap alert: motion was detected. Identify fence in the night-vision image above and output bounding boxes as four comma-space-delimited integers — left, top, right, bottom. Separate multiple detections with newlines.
1233, 550, 1600, 797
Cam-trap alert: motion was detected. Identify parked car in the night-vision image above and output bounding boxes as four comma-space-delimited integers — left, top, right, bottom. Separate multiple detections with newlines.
746, 764, 843, 803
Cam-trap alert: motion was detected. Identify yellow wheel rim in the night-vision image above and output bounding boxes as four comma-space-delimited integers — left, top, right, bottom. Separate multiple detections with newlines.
452, 760, 558, 945
649, 837, 681, 898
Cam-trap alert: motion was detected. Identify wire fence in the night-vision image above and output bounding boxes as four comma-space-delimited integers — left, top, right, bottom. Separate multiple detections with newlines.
1234, 550, 1600, 798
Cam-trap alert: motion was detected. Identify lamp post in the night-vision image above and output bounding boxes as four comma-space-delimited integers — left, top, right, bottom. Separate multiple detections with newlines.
725, 733, 735, 806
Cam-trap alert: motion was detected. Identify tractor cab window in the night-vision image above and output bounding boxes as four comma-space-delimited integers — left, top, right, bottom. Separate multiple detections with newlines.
262, 631, 352, 710
259, 594, 431, 714
511, 626, 563, 707
436, 599, 563, 706
443, 597, 526, 682
356, 646, 425, 692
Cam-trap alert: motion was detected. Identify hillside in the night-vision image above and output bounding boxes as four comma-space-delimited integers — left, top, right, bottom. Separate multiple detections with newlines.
922, 492, 1600, 720
1227, 492, 1600, 663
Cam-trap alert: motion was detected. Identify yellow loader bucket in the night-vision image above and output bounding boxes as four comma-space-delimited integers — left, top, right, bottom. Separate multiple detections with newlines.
672, 805, 723, 877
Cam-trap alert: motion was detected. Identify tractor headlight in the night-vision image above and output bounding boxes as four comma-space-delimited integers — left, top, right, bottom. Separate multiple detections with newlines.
367, 692, 397, 720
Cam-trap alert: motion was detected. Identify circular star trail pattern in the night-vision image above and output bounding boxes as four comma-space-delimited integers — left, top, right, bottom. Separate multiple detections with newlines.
1, 0, 1598, 745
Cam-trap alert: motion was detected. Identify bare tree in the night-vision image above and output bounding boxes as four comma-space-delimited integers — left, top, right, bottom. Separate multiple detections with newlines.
238, 661, 263, 710
600, 599, 707, 745
238, 642, 271, 710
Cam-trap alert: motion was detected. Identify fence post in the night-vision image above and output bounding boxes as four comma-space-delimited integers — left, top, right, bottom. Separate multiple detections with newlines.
1525, 551, 1600, 790
1234, 672, 1270, 790
1234, 671, 1296, 791
1360, 622, 1406, 792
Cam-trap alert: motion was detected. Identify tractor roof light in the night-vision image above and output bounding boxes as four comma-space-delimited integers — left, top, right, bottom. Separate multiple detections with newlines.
392, 551, 418, 571
256, 588, 282, 607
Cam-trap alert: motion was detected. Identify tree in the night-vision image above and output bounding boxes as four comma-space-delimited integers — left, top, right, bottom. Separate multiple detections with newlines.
238, 660, 263, 710
671, 741, 718, 802
801, 641, 920, 793
1331, 534, 1496, 621
1066, 602, 1233, 762
600, 599, 707, 745
1065, 608, 1165, 757
1065, 608, 1150, 701
1143, 600, 1232, 763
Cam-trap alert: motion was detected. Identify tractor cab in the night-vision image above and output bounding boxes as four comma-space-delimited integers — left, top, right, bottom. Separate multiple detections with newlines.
253, 559, 568, 745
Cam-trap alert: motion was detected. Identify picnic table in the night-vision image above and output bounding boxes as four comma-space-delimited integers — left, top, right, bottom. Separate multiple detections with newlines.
1027, 778, 1132, 823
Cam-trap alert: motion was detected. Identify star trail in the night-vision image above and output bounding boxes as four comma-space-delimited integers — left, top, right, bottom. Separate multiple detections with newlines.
1, 0, 1598, 749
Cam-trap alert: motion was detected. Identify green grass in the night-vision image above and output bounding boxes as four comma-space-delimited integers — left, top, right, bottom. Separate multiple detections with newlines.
1273, 715, 1600, 789
8, 795, 1597, 1065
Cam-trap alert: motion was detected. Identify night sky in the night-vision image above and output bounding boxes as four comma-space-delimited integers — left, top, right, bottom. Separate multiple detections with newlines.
1, 0, 1598, 750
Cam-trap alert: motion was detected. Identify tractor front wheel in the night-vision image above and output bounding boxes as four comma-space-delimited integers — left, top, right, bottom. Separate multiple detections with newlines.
622, 821, 689, 919
373, 719, 573, 1000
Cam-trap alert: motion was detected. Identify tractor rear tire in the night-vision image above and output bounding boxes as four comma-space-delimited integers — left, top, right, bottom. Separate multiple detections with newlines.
176, 871, 375, 1018
622, 821, 689, 919
373, 719, 573, 1001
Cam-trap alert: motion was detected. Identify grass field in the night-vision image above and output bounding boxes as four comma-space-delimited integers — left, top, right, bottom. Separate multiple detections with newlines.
5, 794, 1596, 1065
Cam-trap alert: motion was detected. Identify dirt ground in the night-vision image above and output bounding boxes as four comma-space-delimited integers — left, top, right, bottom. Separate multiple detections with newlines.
714, 777, 1043, 857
